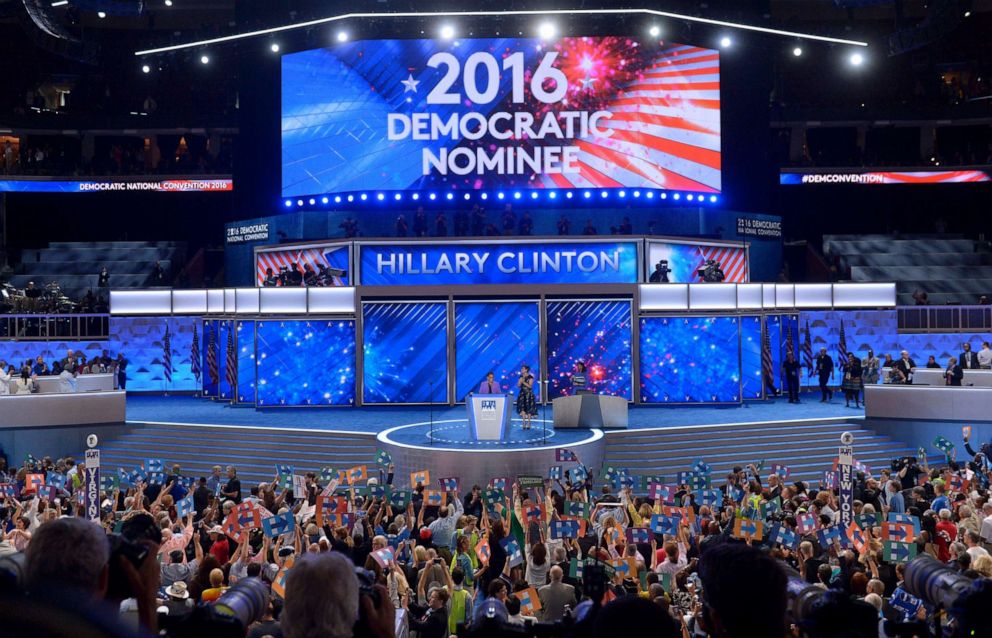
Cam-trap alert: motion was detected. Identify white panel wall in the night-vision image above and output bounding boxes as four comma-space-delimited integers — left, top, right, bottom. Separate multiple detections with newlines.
235, 288, 260, 314
308, 287, 357, 314
794, 284, 833, 308
833, 282, 896, 308
109, 290, 172, 315
688, 284, 737, 310
259, 288, 307, 314
639, 284, 688, 311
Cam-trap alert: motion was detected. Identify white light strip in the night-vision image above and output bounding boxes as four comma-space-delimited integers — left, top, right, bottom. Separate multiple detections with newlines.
51, 0, 69, 6
134, 8, 868, 56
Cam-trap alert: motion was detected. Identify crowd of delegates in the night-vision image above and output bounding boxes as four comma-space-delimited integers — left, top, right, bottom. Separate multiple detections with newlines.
1, 434, 992, 638
0, 349, 127, 394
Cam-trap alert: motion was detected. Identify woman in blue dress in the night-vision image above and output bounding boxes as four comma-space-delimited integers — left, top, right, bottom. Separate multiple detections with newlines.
516, 364, 538, 430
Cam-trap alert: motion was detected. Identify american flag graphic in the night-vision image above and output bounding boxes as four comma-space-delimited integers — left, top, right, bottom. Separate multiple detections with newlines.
190, 323, 201, 382
225, 323, 237, 391
837, 319, 848, 370
256, 248, 346, 287
761, 320, 776, 395
802, 320, 814, 378
206, 322, 219, 386
538, 43, 720, 193
696, 245, 747, 283
162, 324, 172, 384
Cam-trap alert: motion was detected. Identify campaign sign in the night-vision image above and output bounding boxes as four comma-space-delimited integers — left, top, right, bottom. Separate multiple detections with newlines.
85, 449, 101, 521
282, 37, 722, 198
359, 241, 638, 286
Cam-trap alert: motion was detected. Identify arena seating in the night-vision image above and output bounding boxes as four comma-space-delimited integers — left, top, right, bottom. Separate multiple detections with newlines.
823, 233, 992, 305
9, 240, 186, 299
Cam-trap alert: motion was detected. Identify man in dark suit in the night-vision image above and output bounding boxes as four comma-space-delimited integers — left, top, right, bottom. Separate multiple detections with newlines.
814, 348, 834, 402
783, 350, 802, 403
892, 350, 916, 384
945, 357, 964, 386
404, 587, 449, 638
960, 343, 980, 370
539, 565, 577, 622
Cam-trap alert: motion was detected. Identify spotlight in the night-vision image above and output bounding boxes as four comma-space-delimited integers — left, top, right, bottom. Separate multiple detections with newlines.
164, 0, 173, 5
649, 25, 661, 37
965, 10, 971, 17
480, 193, 488, 200
376, 193, 385, 201
646, 191, 655, 199
360, 193, 368, 201
600, 190, 608, 198
673, 193, 681, 200
97, 11, 106, 18
538, 22, 557, 40
463, 193, 471, 200
347, 195, 354, 202
308, 198, 315, 205
446, 192, 454, 200
296, 200, 304, 206
661, 192, 667, 199
549, 191, 557, 199
284, 200, 292, 207
497, 192, 505, 200
719, 36, 732, 48
321, 196, 329, 204
200, 55, 210, 65
618, 190, 626, 198
334, 196, 342, 203
411, 193, 420, 201
394, 193, 402, 200
513, 192, 521, 199
849, 52, 864, 66
530, 192, 538, 199
633, 190, 640, 198
429, 193, 437, 200
583, 191, 591, 199
710, 195, 718, 203
793, 46, 803, 57
141, 64, 150, 74
336, 31, 349, 43
270, 43, 280, 53
688, 194, 696, 201
565, 192, 573, 199
440, 24, 456, 40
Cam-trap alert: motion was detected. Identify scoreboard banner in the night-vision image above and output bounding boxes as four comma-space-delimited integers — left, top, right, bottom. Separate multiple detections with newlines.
0, 178, 232, 193
282, 37, 721, 198
780, 169, 991, 185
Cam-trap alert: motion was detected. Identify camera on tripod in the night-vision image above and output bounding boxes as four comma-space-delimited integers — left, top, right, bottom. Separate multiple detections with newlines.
697, 259, 725, 282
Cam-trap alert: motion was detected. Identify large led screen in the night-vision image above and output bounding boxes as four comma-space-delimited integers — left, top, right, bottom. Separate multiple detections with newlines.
256, 244, 350, 287
640, 316, 740, 403
202, 319, 219, 397
646, 240, 747, 283
218, 319, 234, 401
282, 38, 721, 197
363, 302, 449, 404
236, 321, 255, 404
108, 316, 201, 392
454, 301, 540, 402
546, 300, 632, 400
255, 320, 356, 406
740, 315, 762, 399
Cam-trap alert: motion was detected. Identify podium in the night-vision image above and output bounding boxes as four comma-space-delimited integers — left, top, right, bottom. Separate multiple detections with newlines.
467, 393, 513, 441
552, 394, 628, 429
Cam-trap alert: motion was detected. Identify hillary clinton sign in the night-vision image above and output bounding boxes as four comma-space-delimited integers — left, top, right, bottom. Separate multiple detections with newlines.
358, 240, 639, 286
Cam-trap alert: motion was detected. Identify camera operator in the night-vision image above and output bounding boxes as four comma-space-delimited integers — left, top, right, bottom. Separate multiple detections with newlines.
23, 516, 161, 635
649, 260, 671, 283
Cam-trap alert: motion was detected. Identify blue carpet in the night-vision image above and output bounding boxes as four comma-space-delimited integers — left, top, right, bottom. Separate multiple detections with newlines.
125, 391, 860, 433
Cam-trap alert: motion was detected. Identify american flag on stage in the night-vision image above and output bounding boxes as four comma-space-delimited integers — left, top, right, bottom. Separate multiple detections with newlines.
782, 323, 793, 385
761, 320, 776, 395
190, 323, 201, 383
206, 323, 219, 386
226, 323, 237, 390
537, 42, 721, 194
802, 320, 814, 378
162, 324, 172, 384
837, 319, 848, 370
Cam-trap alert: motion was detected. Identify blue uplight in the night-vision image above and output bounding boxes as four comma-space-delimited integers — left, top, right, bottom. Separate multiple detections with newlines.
660, 193, 667, 199
464, 193, 471, 200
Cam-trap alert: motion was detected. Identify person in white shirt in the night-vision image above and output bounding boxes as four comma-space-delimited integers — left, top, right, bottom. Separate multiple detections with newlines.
964, 530, 989, 561
980, 503, 992, 549
978, 342, 992, 369
0, 361, 10, 395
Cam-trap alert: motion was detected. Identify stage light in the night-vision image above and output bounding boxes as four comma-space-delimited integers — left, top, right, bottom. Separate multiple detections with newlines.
710, 195, 718, 203
463, 193, 470, 200
376, 193, 385, 201
673, 193, 681, 200
793, 46, 803, 57
530, 192, 538, 199
141, 64, 151, 73
446, 192, 454, 200
720, 36, 732, 48
336, 31, 349, 42
687, 194, 694, 201
334, 196, 342, 203
360, 193, 368, 201
849, 52, 864, 66
513, 192, 521, 199
394, 193, 402, 200
296, 199, 304, 206
965, 10, 971, 17
660, 192, 667, 199
497, 192, 505, 200
97, 11, 106, 18
270, 43, 280, 53
347, 195, 354, 202
549, 191, 557, 199
412, 193, 420, 200
309, 198, 316, 205
165, 0, 173, 5
429, 193, 437, 200
600, 191, 608, 198
618, 190, 626, 198
646, 191, 655, 199
633, 190, 640, 198
649, 25, 661, 37
565, 192, 573, 199
538, 22, 556, 40
321, 196, 329, 204
583, 191, 591, 199
440, 24, 456, 40
481, 192, 488, 200
200, 54, 210, 64
284, 199, 292, 207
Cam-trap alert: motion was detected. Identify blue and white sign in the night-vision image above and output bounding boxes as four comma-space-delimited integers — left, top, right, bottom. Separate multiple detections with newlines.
360, 241, 639, 286
85, 449, 101, 521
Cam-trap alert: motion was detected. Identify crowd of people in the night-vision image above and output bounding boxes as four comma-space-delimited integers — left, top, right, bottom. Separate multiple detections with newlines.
1, 430, 991, 638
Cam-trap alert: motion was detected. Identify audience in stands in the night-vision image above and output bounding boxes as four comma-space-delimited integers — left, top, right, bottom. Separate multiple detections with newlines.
1, 429, 991, 637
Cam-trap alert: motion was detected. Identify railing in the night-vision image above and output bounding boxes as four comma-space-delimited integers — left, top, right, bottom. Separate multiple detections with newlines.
0, 314, 109, 340
897, 306, 992, 333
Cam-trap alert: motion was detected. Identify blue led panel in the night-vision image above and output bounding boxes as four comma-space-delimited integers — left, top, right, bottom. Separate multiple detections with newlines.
546, 300, 632, 400
362, 302, 449, 404
454, 301, 540, 402
255, 320, 356, 406
639, 316, 741, 403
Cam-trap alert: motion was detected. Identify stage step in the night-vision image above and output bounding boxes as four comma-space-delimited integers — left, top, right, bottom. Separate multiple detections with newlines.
603, 420, 933, 484
91, 423, 378, 486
